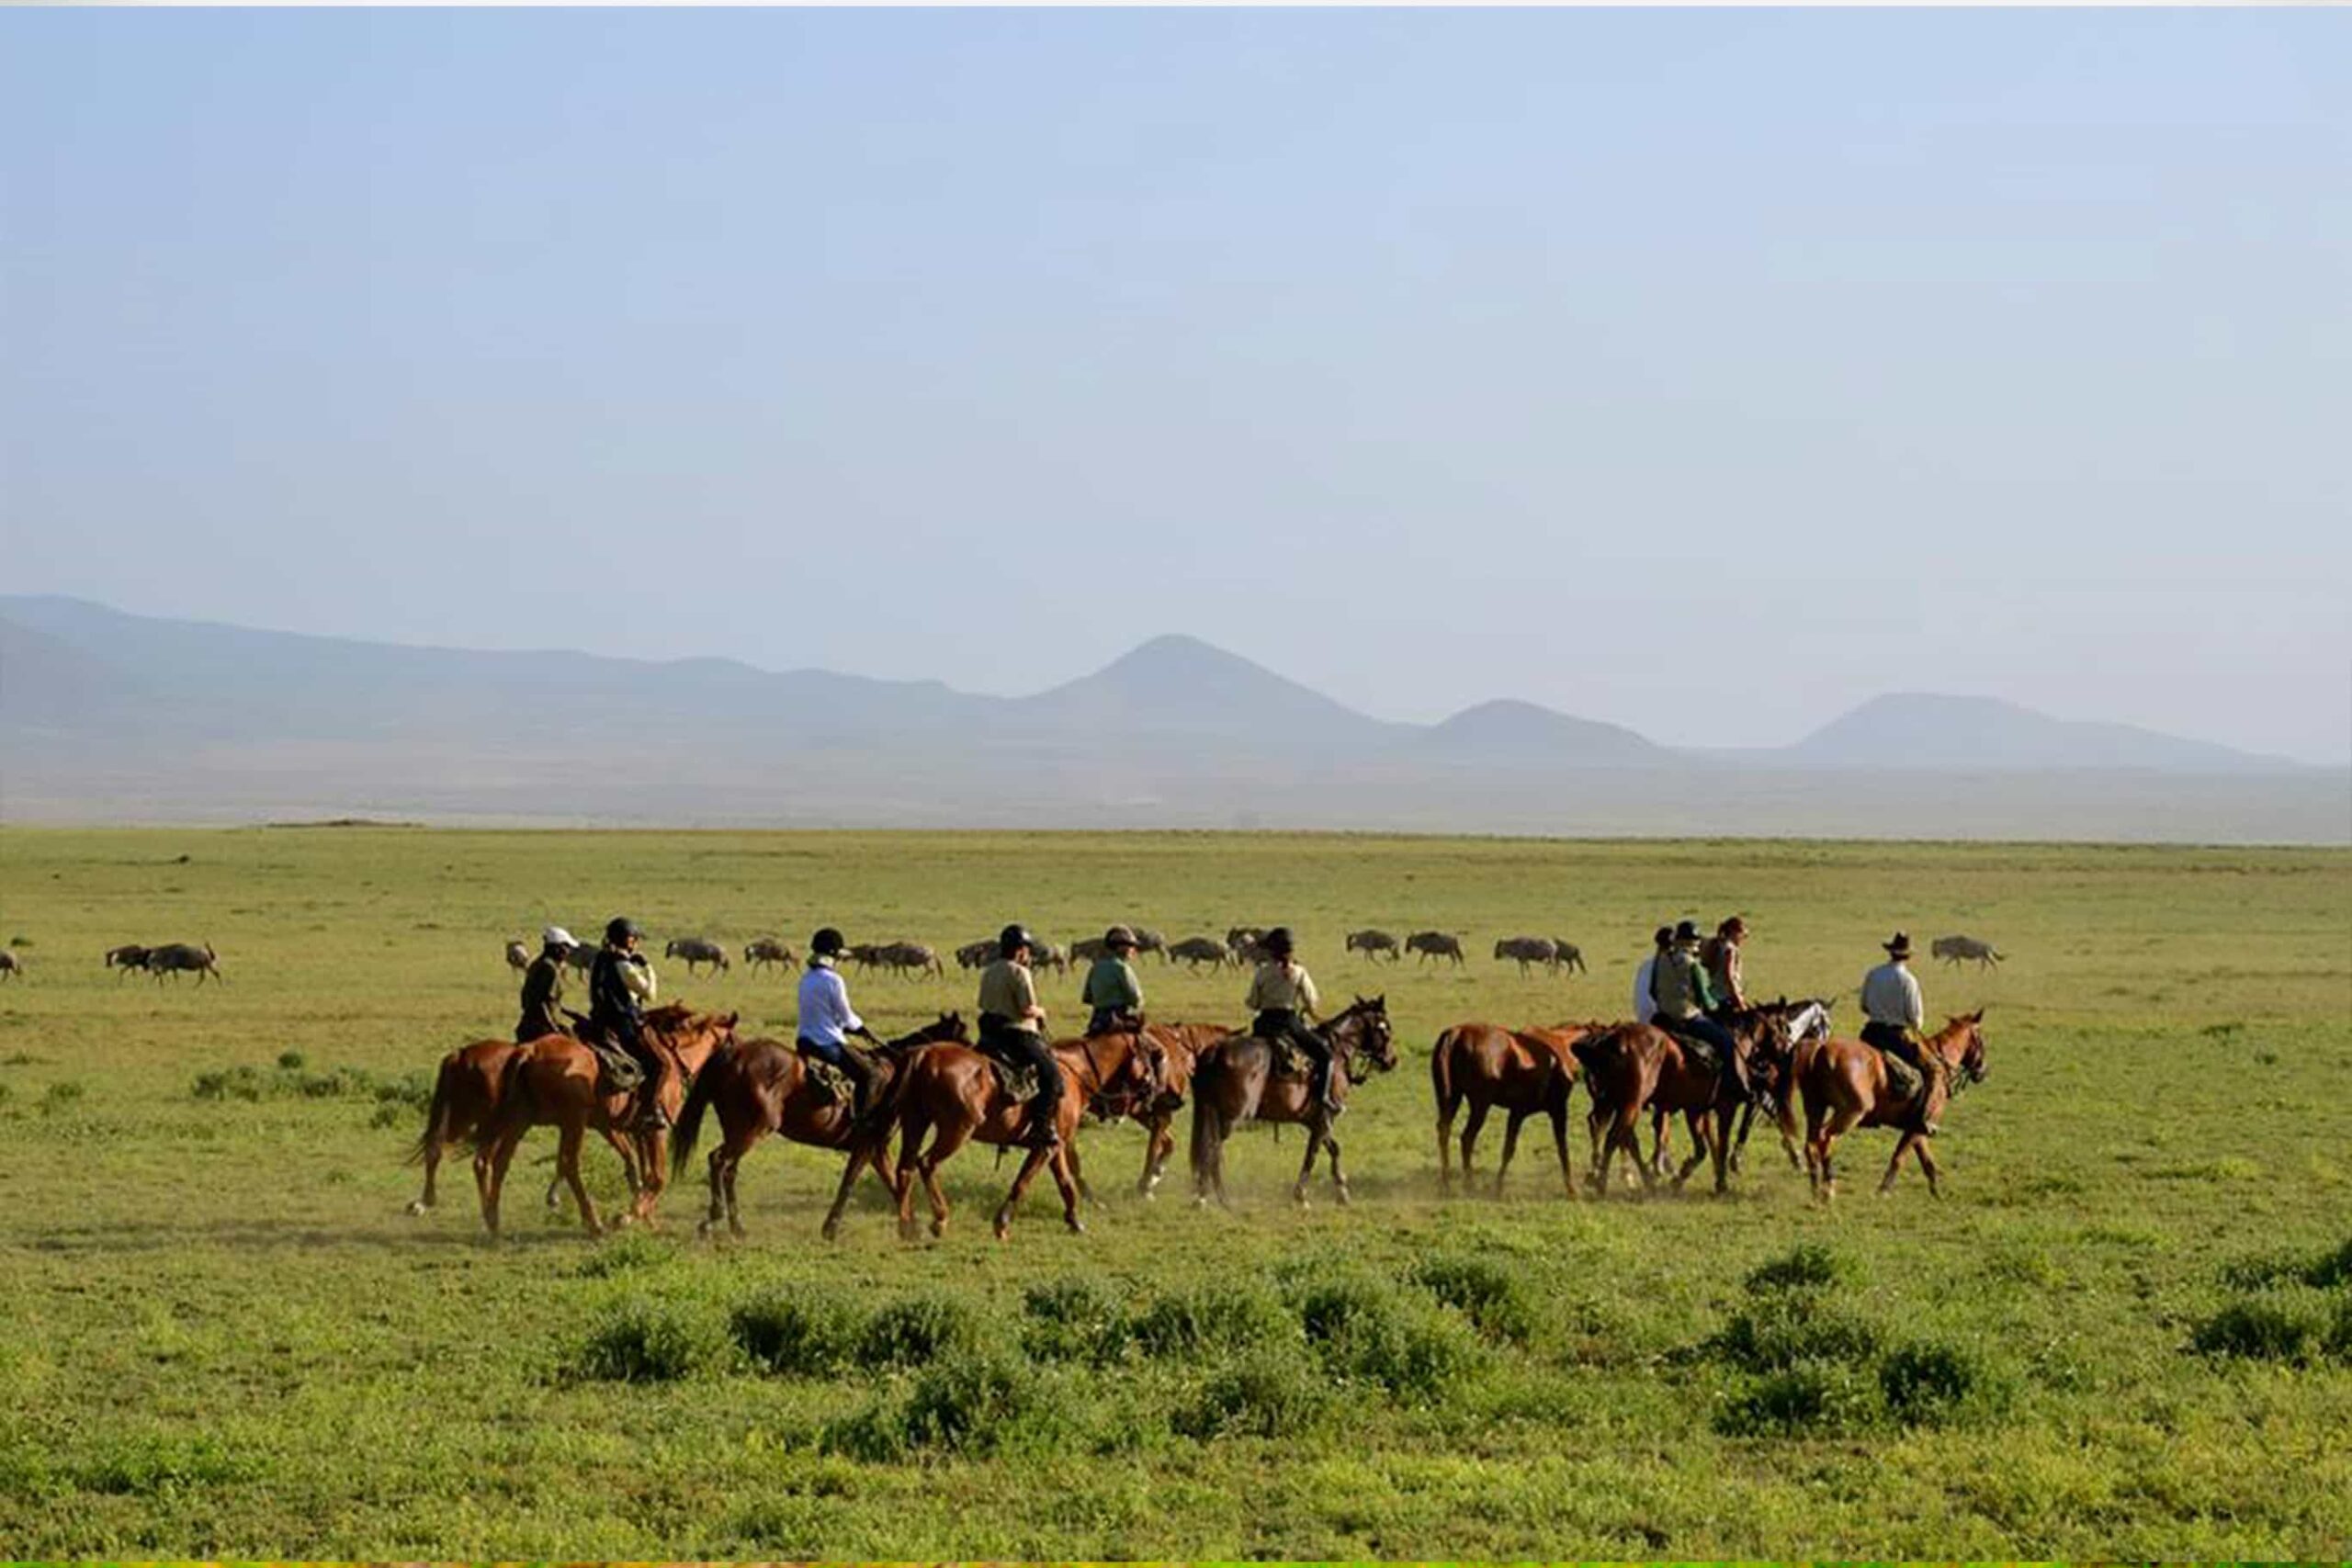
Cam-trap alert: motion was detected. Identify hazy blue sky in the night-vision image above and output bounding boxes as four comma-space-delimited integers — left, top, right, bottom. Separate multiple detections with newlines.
5, 10, 2347, 761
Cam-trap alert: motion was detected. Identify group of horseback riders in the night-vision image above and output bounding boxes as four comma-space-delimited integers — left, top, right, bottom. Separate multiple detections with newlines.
1633, 915, 1947, 1128
514, 917, 671, 1131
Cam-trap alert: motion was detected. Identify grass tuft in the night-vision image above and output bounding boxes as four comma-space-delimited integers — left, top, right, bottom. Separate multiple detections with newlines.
1745, 1243, 1853, 1294
731, 1289, 863, 1377
1173, 1348, 1333, 1440
563, 1297, 714, 1383
1714, 1362, 1879, 1438
1131, 1281, 1294, 1359
1411, 1255, 1535, 1345
1020, 1275, 1132, 1365
1712, 1292, 1881, 1373
2190, 1299, 2312, 1362
854, 1293, 981, 1371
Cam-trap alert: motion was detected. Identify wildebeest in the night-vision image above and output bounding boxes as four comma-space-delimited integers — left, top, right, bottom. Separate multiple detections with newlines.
1131, 928, 1168, 962
105, 943, 153, 977
1346, 929, 1402, 963
1493, 936, 1558, 976
145, 942, 223, 984
955, 939, 999, 971
742, 938, 798, 974
0, 952, 19, 981
503, 939, 530, 973
665, 937, 731, 976
1166, 937, 1230, 970
1069, 935, 1113, 967
1549, 940, 1588, 976
868, 941, 944, 979
1407, 931, 1466, 966
1029, 941, 1069, 975
1931, 935, 2003, 971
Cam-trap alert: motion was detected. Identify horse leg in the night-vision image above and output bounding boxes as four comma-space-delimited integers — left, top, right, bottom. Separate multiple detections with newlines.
1139, 1112, 1173, 1198
893, 1112, 932, 1240
1324, 1129, 1350, 1205
557, 1116, 603, 1235
631, 1130, 668, 1227
1435, 1094, 1456, 1193
1880, 1130, 1917, 1197
1647, 1107, 1674, 1179
1672, 1111, 1711, 1190
1495, 1109, 1527, 1199
478, 1124, 523, 1237
410, 1134, 441, 1216
1049, 1145, 1087, 1235
700, 1142, 729, 1237
919, 1122, 972, 1239
1730, 1099, 1755, 1174
1713, 1105, 1734, 1194
992, 1138, 1048, 1241
1816, 1106, 1863, 1203
1458, 1100, 1489, 1193
1914, 1135, 1944, 1198
1548, 1104, 1577, 1198
1291, 1119, 1327, 1208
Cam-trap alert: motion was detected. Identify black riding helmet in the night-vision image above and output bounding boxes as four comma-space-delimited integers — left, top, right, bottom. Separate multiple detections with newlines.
605, 916, 640, 945
810, 927, 848, 958
999, 923, 1036, 957
1262, 926, 1295, 958
1104, 925, 1137, 951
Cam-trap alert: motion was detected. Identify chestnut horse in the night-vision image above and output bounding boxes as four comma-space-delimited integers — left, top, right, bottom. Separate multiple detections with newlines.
1799, 1010, 1988, 1201
669, 1012, 968, 1241
1573, 1005, 1796, 1197
888, 1031, 1162, 1241
1115, 1021, 1229, 1199
1188, 996, 1397, 1209
1726, 998, 1835, 1174
473, 1006, 737, 1236
1430, 1021, 1601, 1198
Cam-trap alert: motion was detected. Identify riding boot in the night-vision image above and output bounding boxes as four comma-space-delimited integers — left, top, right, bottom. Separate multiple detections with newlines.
1026, 1092, 1061, 1151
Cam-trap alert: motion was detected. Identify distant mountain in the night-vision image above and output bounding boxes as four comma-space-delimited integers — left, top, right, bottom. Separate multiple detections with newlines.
1012, 633, 1394, 746
1789, 692, 2298, 774
1419, 699, 1663, 765
2, 595, 2333, 840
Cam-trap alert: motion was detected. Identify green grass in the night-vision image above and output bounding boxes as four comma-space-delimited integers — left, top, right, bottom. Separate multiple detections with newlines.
0, 826, 2346, 1556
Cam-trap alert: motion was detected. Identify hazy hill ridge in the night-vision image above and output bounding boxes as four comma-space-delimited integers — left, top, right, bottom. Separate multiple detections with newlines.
1, 595, 2333, 840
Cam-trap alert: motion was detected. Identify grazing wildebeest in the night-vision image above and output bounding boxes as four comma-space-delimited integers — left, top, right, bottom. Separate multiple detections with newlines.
742, 937, 798, 975
503, 939, 530, 973
1493, 936, 1558, 976
1189, 997, 1397, 1208
1029, 941, 1069, 975
955, 939, 999, 971
664, 936, 730, 976
1346, 929, 1401, 962
0, 952, 19, 981
1131, 928, 1168, 962
1069, 935, 1113, 967
1931, 935, 2004, 971
105, 944, 153, 977
870, 941, 944, 979
1430, 1021, 1602, 1197
1407, 931, 1466, 966
669, 1012, 969, 1240
1548, 940, 1588, 976
1166, 937, 1229, 970
145, 942, 222, 984
1800, 1010, 1988, 1201
1226, 925, 1268, 954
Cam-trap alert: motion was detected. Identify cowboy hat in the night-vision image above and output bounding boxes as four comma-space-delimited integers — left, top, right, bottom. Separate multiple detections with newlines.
1883, 931, 1913, 957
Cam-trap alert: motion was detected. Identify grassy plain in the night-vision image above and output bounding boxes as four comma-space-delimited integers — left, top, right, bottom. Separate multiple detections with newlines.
0, 826, 2346, 1558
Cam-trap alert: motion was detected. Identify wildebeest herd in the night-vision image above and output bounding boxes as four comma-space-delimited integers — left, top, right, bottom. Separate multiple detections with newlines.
398, 920, 2003, 1244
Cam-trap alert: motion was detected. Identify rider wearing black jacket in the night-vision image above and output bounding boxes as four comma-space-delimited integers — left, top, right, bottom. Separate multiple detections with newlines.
589, 916, 665, 1131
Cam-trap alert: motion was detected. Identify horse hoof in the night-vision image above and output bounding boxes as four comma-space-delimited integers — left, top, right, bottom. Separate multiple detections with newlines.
1336, 1187, 1352, 1207
405, 1200, 429, 1217
1066, 1218, 1087, 1235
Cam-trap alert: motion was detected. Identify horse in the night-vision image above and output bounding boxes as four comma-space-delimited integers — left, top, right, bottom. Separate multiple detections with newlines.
669, 1012, 968, 1240
1726, 998, 1835, 1173
1799, 1010, 1988, 1201
1108, 1020, 1228, 1198
886, 1030, 1161, 1241
471, 1005, 737, 1236
1430, 1021, 1600, 1198
1573, 1006, 1794, 1197
1188, 996, 1397, 1209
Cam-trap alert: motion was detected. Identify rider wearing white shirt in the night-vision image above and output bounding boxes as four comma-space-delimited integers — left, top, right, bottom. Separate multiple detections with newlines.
1632, 925, 1671, 1025
797, 927, 885, 1118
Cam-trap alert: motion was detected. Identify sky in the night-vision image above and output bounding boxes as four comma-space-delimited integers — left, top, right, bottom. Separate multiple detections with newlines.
4, 9, 2347, 763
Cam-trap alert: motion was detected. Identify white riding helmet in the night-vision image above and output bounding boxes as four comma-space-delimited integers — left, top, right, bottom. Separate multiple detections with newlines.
542, 925, 577, 949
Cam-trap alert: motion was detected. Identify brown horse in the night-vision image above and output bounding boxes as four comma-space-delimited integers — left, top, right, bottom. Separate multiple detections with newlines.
1116, 1021, 1228, 1199
1574, 1005, 1798, 1197
669, 1013, 968, 1241
887, 1031, 1162, 1241
1726, 998, 1836, 1175
472, 1005, 737, 1236
1189, 996, 1397, 1209
1800, 1010, 1988, 1201
1430, 1021, 1600, 1198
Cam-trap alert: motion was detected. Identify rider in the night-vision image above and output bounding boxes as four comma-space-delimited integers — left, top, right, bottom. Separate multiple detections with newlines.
977, 924, 1063, 1151
1860, 931, 1946, 1133
1082, 926, 1145, 1036
589, 916, 666, 1132
514, 925, 575, 1043
1247, 927, 1338, 1113
1632, 924, 1672, 1025
1650, 919, 1749, 1099
1702, 916, 1749, 1014
797, 926, 888, 1119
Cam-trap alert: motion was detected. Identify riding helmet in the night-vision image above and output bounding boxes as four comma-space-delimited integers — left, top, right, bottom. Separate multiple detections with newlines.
605, 916, 640, 945
999, 923, 1035, 957
1105, 925, 1137, 950
1262, 926, 1295, 957
811, 926, 848, 958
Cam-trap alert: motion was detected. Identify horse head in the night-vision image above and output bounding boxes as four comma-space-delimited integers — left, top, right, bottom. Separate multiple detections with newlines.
1946, 1008, 1989, 1086
886, 1011, 968, 1052
1330, 995, 1396, 1078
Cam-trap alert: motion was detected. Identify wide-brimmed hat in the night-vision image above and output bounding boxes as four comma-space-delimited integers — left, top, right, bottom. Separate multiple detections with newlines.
1671, 919, 1702, 945
1104, 925, 1137, 950
1883, 931, 1913, 958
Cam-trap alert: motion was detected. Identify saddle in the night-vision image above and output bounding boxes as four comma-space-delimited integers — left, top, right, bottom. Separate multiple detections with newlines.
989, 1057, 1041, 1103
565, 1011, 645, 1094
801, 1056, 854, 1106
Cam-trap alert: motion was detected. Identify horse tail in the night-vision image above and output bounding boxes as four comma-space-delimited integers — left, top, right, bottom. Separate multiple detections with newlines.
1430, 1027, 1459, 1115
671, 1042, 724, 1179
1188, 1072, 1217, 1187
405, 1053, 462, 1166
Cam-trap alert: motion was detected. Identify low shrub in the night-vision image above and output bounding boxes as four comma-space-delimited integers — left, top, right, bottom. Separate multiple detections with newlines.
2191, 1299, 2311, 1362
732, 1289, 862, 1377
1297, 1277, 1478, 1400
76, 1432, 258, 1495
2304, 1237, 2352, 1291
1132, 1281, 1294, 1359
564, 1298, 713, 1383
1021, 1276, 1131, 1364
820, 1401, 909, 1464
1715, 1362, 1879, 1437
1880, 1339, 1999, 1427
1174, 1348, 1332, 1440
1412, 1256, 1534, 1345
899, 1349, 1049, 1455
1712, 1291, 1881, 1373
574, 1231, 673, 1278
2325, 1296, 2352, 1361
277, 1049, 306, 1071
39, 1081, 84, 1111
1745, 1243, 1851, 1294
855, 1293, 980, 1371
